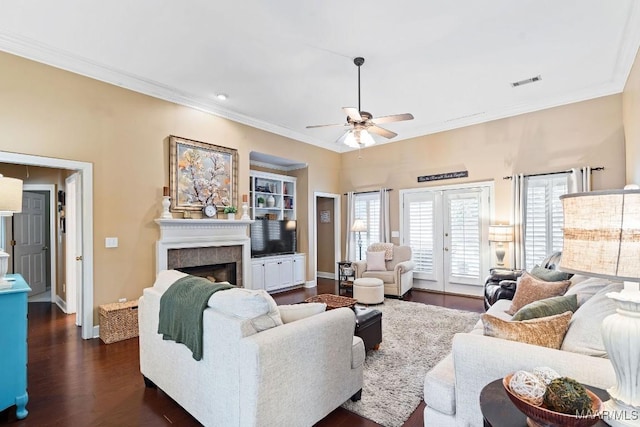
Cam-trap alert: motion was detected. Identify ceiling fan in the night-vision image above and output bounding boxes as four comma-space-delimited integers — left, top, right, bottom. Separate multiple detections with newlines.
307, 56, 414, 148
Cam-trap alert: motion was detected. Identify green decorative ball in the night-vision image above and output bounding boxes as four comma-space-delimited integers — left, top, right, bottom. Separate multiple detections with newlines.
543, 377, 592, 415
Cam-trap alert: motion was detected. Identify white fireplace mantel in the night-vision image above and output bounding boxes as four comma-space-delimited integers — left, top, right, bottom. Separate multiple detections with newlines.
155, 218, 255, 288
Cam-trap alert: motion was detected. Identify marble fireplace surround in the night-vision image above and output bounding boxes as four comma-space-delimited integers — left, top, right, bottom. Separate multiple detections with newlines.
155, 218, 254, 289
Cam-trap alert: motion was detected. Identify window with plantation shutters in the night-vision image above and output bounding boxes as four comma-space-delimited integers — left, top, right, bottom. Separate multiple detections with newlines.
353, 193, 380, 261
524, 175, 568, 269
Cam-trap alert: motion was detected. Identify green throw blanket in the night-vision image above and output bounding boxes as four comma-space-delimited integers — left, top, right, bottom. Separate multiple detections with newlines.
158, 275, 234, 361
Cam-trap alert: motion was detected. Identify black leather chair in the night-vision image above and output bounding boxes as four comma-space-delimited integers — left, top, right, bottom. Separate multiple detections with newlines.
483, 252, 563, 310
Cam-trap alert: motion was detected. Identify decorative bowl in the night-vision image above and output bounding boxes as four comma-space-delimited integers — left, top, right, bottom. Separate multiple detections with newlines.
503, 373, 603, 427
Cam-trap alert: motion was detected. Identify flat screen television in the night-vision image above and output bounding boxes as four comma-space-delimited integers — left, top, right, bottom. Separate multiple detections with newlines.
250, 219, 297, 258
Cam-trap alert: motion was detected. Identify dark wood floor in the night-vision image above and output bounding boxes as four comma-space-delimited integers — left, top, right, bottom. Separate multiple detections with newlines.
0, 278, 483, 426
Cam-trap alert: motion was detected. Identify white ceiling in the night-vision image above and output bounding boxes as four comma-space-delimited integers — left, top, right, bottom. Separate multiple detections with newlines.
1, 1, 639, 153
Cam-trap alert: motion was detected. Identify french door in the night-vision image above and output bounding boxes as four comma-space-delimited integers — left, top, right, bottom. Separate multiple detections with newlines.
401, 184, 491, 296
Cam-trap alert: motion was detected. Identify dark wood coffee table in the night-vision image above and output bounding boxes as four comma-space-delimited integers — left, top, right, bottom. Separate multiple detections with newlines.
479, 378, 609, 427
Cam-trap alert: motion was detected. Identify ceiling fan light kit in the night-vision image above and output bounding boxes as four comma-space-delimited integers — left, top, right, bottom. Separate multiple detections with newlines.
307, 56, 414, 149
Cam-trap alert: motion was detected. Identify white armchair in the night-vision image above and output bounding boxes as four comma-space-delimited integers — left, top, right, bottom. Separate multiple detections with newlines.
353, 245, 415, 298
139, 271, 364, 427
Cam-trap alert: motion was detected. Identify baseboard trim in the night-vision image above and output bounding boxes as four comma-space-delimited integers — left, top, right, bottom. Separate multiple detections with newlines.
316, 271, 335, 279
304, 280, 316, 288
55, 295, 68, 313
93, 325, 100, 339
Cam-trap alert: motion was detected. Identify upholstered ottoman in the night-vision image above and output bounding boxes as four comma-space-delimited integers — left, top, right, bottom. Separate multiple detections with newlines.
353, 278, 384, 304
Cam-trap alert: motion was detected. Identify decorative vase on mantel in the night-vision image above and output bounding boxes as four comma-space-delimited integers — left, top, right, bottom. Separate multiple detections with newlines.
227, 213, 235, 220
266, 195, 275, 208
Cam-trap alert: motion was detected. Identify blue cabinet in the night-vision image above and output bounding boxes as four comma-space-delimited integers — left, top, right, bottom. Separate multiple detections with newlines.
0, 274, 30, 419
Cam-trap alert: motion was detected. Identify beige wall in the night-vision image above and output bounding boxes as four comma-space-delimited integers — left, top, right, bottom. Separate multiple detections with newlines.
316, 197, 335, 273
0, 51, 340, 323
623, 46, 640, 185
339, 94, 627, 254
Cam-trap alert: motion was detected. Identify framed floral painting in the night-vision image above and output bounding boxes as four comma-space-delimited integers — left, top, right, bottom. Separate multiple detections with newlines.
169, 136, 238, 212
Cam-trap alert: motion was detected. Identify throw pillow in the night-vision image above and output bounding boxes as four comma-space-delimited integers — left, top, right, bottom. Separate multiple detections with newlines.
278, 303, 327, 323
511, 294, 578, 321
366, 251, 387, 271
506, 272, 571, 315
208, 288, 283, 332
565, 276, 613, 306
530, 265, 571, 282
369, 242, 394, 260
561, 281, 623, 357
482, 311, 573, 349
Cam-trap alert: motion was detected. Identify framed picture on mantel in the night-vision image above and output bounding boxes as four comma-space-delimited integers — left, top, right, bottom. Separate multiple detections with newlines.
169, 135, 238, 213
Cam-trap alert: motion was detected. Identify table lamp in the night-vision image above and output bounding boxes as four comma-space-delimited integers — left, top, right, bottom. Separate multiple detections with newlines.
559, 186, 640, 427
488, 225, 514, 267
0, 174, 24, 289
351, 219, 368, 261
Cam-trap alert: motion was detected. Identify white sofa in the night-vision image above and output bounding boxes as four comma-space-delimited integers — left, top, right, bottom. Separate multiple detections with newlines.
423, 277, 619, 427
139, 271, 364, 427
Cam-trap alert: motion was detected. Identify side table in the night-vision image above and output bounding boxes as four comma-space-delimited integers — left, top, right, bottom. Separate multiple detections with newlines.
337, 261, 354, 295
479, 378, 609, 427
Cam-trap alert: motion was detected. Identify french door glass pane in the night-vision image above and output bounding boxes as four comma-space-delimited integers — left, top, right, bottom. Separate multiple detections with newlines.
407, 199, 434, 274
448, 197, 480, 278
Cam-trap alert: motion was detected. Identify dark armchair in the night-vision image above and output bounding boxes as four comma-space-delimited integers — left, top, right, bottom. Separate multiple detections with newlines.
483, 252, 563, 310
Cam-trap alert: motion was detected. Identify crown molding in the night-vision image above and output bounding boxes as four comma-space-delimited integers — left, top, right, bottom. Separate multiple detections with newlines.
249, 160, 308, 172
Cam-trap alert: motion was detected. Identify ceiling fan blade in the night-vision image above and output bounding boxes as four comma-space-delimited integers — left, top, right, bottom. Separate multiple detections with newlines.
306, 123, 347, 129
368, 125, 397, 139
342, 107, 362, 122
371, 113, 414, 125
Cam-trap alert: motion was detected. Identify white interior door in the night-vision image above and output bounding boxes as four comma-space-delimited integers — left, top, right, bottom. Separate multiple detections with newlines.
402, 185, 490, 296
13, 191, 47, 296
65, 173, 83, 325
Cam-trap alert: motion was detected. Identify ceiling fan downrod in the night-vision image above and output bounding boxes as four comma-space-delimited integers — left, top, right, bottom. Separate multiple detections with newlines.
354, 57, 364, 113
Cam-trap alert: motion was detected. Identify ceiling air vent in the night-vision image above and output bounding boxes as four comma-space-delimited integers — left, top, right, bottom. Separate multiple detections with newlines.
511, 75, 542, 87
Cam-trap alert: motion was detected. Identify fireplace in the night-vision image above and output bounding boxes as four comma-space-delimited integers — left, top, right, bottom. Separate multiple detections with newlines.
155, 218, 253, 288
167, 245, 242, 286
176, 262, 237, 284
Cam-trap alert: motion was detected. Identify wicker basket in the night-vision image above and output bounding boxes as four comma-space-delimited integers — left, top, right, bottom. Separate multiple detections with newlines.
99, 300, 139, 344
305, 294, 357, 310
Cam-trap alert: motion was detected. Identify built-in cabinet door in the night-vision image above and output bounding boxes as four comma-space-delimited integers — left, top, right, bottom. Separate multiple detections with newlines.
264, 260, 281, 291
293, 254, 305, 285
278, 258, 293, 288
250, 261, 265, 290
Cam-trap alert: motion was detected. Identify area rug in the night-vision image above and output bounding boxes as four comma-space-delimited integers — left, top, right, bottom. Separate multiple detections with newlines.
341, 299, 480, 427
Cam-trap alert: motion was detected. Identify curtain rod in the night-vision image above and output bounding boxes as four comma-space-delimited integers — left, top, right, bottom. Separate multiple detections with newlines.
343, 188, 393, 196
503, 167, 604, 180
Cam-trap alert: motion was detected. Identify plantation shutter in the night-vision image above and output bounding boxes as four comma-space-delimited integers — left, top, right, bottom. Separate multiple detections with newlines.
524, 175, 568, 269
447, 195, 481, 279
403, 191, 437, 280
353, 193, 381, 260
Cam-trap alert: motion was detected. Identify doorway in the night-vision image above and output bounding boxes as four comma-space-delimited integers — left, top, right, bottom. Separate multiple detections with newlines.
15, 185, 56, 303
313, 192, 341, 282
400, 182, 493, 296
0, 151, 94, 339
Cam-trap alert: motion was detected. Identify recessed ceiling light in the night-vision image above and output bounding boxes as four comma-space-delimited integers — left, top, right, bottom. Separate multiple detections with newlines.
216, 94, 228, 101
